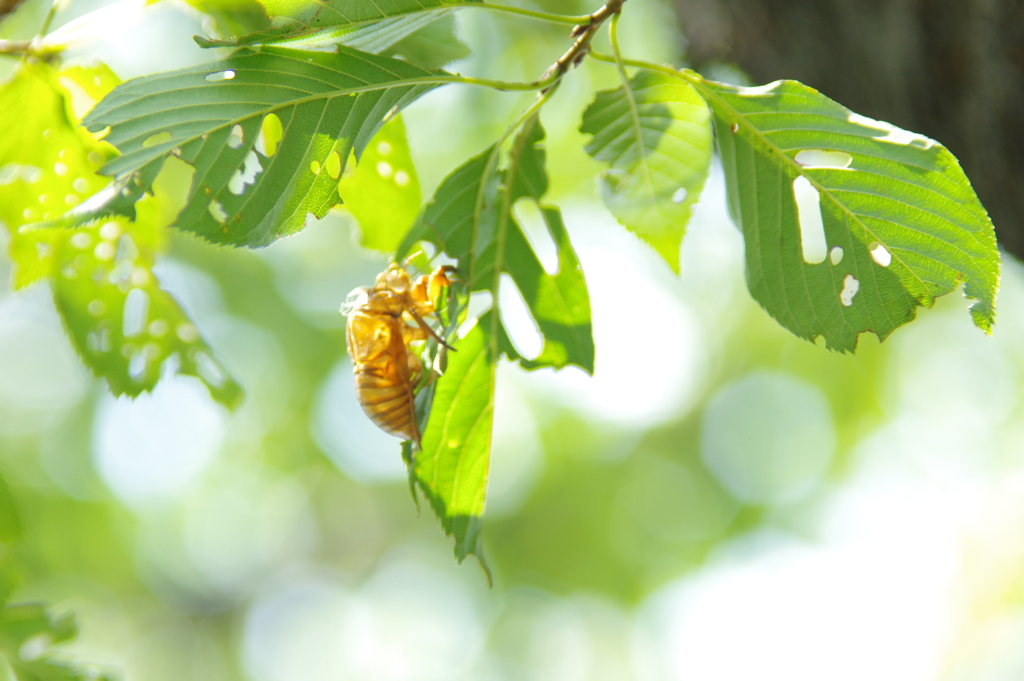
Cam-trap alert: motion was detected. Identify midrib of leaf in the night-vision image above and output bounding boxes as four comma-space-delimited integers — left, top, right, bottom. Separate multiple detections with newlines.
487, 114, 537, 350
98, 76, 452, 176
608, 15, 673, 232
436, 342, 492, 510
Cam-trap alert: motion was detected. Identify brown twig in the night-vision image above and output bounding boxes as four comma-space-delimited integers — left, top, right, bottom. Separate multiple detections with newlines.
0, 38, 33, 57
539, 0, 627, 92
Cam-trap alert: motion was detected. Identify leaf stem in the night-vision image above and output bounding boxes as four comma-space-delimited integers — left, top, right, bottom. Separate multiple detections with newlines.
468, 86, 557, 294
479, 3, 592, 25
0, 39, 32, 56
538, 0, 626, 92
37, 0, 63, 39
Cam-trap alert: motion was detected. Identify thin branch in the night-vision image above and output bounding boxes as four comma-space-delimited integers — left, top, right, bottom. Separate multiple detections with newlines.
0, 38, 32, 56
539, 0, 627, 92
479, 3, 593, 25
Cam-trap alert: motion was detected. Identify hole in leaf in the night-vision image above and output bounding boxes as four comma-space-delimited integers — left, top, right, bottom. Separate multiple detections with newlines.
228, 151, 263, 195
88, 299, 105, 316
840, 275, 859, 307
829, 246, 844, 265
73, 178, 89, 193
377, 141, 392, 156
394, 170, 410, 187
514, 203, 558, 274
325, 150, 341, 179
70, 232, 91, 249
143, 131, 172, 148
255, 114, 282, 158
195, 351, 226, 388
868, 241, 892, 267
130, 266, 150, 287
795, 149, 853, 168
847, 113, 935, 149
94, 241, 115, 261
143, 342, 161, 360
208, 200, 228, 224
227, 124, 244, 149
123, 288, 149, 337
310, 160, 321, 174
672, 187, 688, 204
99, 221, 121, 240
148, 319, 168, 337
792, 176, 827, 264
376, 161, 393, 179
0, 164, 42, 185
177, 323, 199, 343
498, 273, 543, 360
128, 351, 147, 381
53, 162, 68, 176
458, 290, 493, 339
205, 70, 235, 82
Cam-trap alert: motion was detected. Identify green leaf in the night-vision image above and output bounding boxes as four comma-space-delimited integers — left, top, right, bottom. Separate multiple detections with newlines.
0, 476, 19, 547
181, 0, 271, 40
581, 69, 714, 272
0, 63, 241, 407
402, 116, 595, 373
693, 75, 1000, 351
0, 63, 117, 287
195, 0, 479, 50
396, 117, 592, 563
51, 214, 243, 406
82, 46, 442, 248
412, 314, 494, 567
337, 114, 422, 252
382, 13, 470, 70
0, 604, 115, 681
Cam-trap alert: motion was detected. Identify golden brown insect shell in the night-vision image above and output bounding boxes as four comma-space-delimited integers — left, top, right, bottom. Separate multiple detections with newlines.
343, 264, 453, 443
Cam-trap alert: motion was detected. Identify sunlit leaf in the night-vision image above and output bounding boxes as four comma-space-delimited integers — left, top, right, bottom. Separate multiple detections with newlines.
0, 63, 117, 288
181, 0, 271, 40
581, 69, 714, 272
692, 75, 1000, 351
402, 116, 595, 373
195, 0, 479, 50
338, 114, 422, 253
0, 63, 241, 406
82, 46, 442, 248
412, 315, 494, 567
0, 604, 114, 681
396, 117, 593, 560
0, 476, 19, 547
383, 13, 470, 70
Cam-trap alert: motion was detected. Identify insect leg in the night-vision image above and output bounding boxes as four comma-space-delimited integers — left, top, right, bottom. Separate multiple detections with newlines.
409, 308, 455, 351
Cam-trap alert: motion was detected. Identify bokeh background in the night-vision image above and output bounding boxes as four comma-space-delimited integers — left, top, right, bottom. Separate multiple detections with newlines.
3, 0, 1024, 679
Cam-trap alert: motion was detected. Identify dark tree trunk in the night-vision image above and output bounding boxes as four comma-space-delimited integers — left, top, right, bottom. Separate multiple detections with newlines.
672, 0, 1024, 261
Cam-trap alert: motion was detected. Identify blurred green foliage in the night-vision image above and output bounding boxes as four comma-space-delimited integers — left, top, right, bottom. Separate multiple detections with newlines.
0, 0, 1019, 679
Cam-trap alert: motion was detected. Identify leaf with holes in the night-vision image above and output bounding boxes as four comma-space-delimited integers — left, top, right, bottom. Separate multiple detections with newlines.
0, 62, 118, 287
395, 117, 592, 563
0, 62, 241, 407
581, 69, 713, 272
195, 0, 479, 50
338, 114, 422, 252
691, 76, 1000, 351
0, 603, 116, 681
82, 45, 442, 248
402, 116, 595, 373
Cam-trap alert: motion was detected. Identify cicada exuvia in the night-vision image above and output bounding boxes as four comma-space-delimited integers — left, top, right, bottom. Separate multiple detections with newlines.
341, 262, 456, 443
